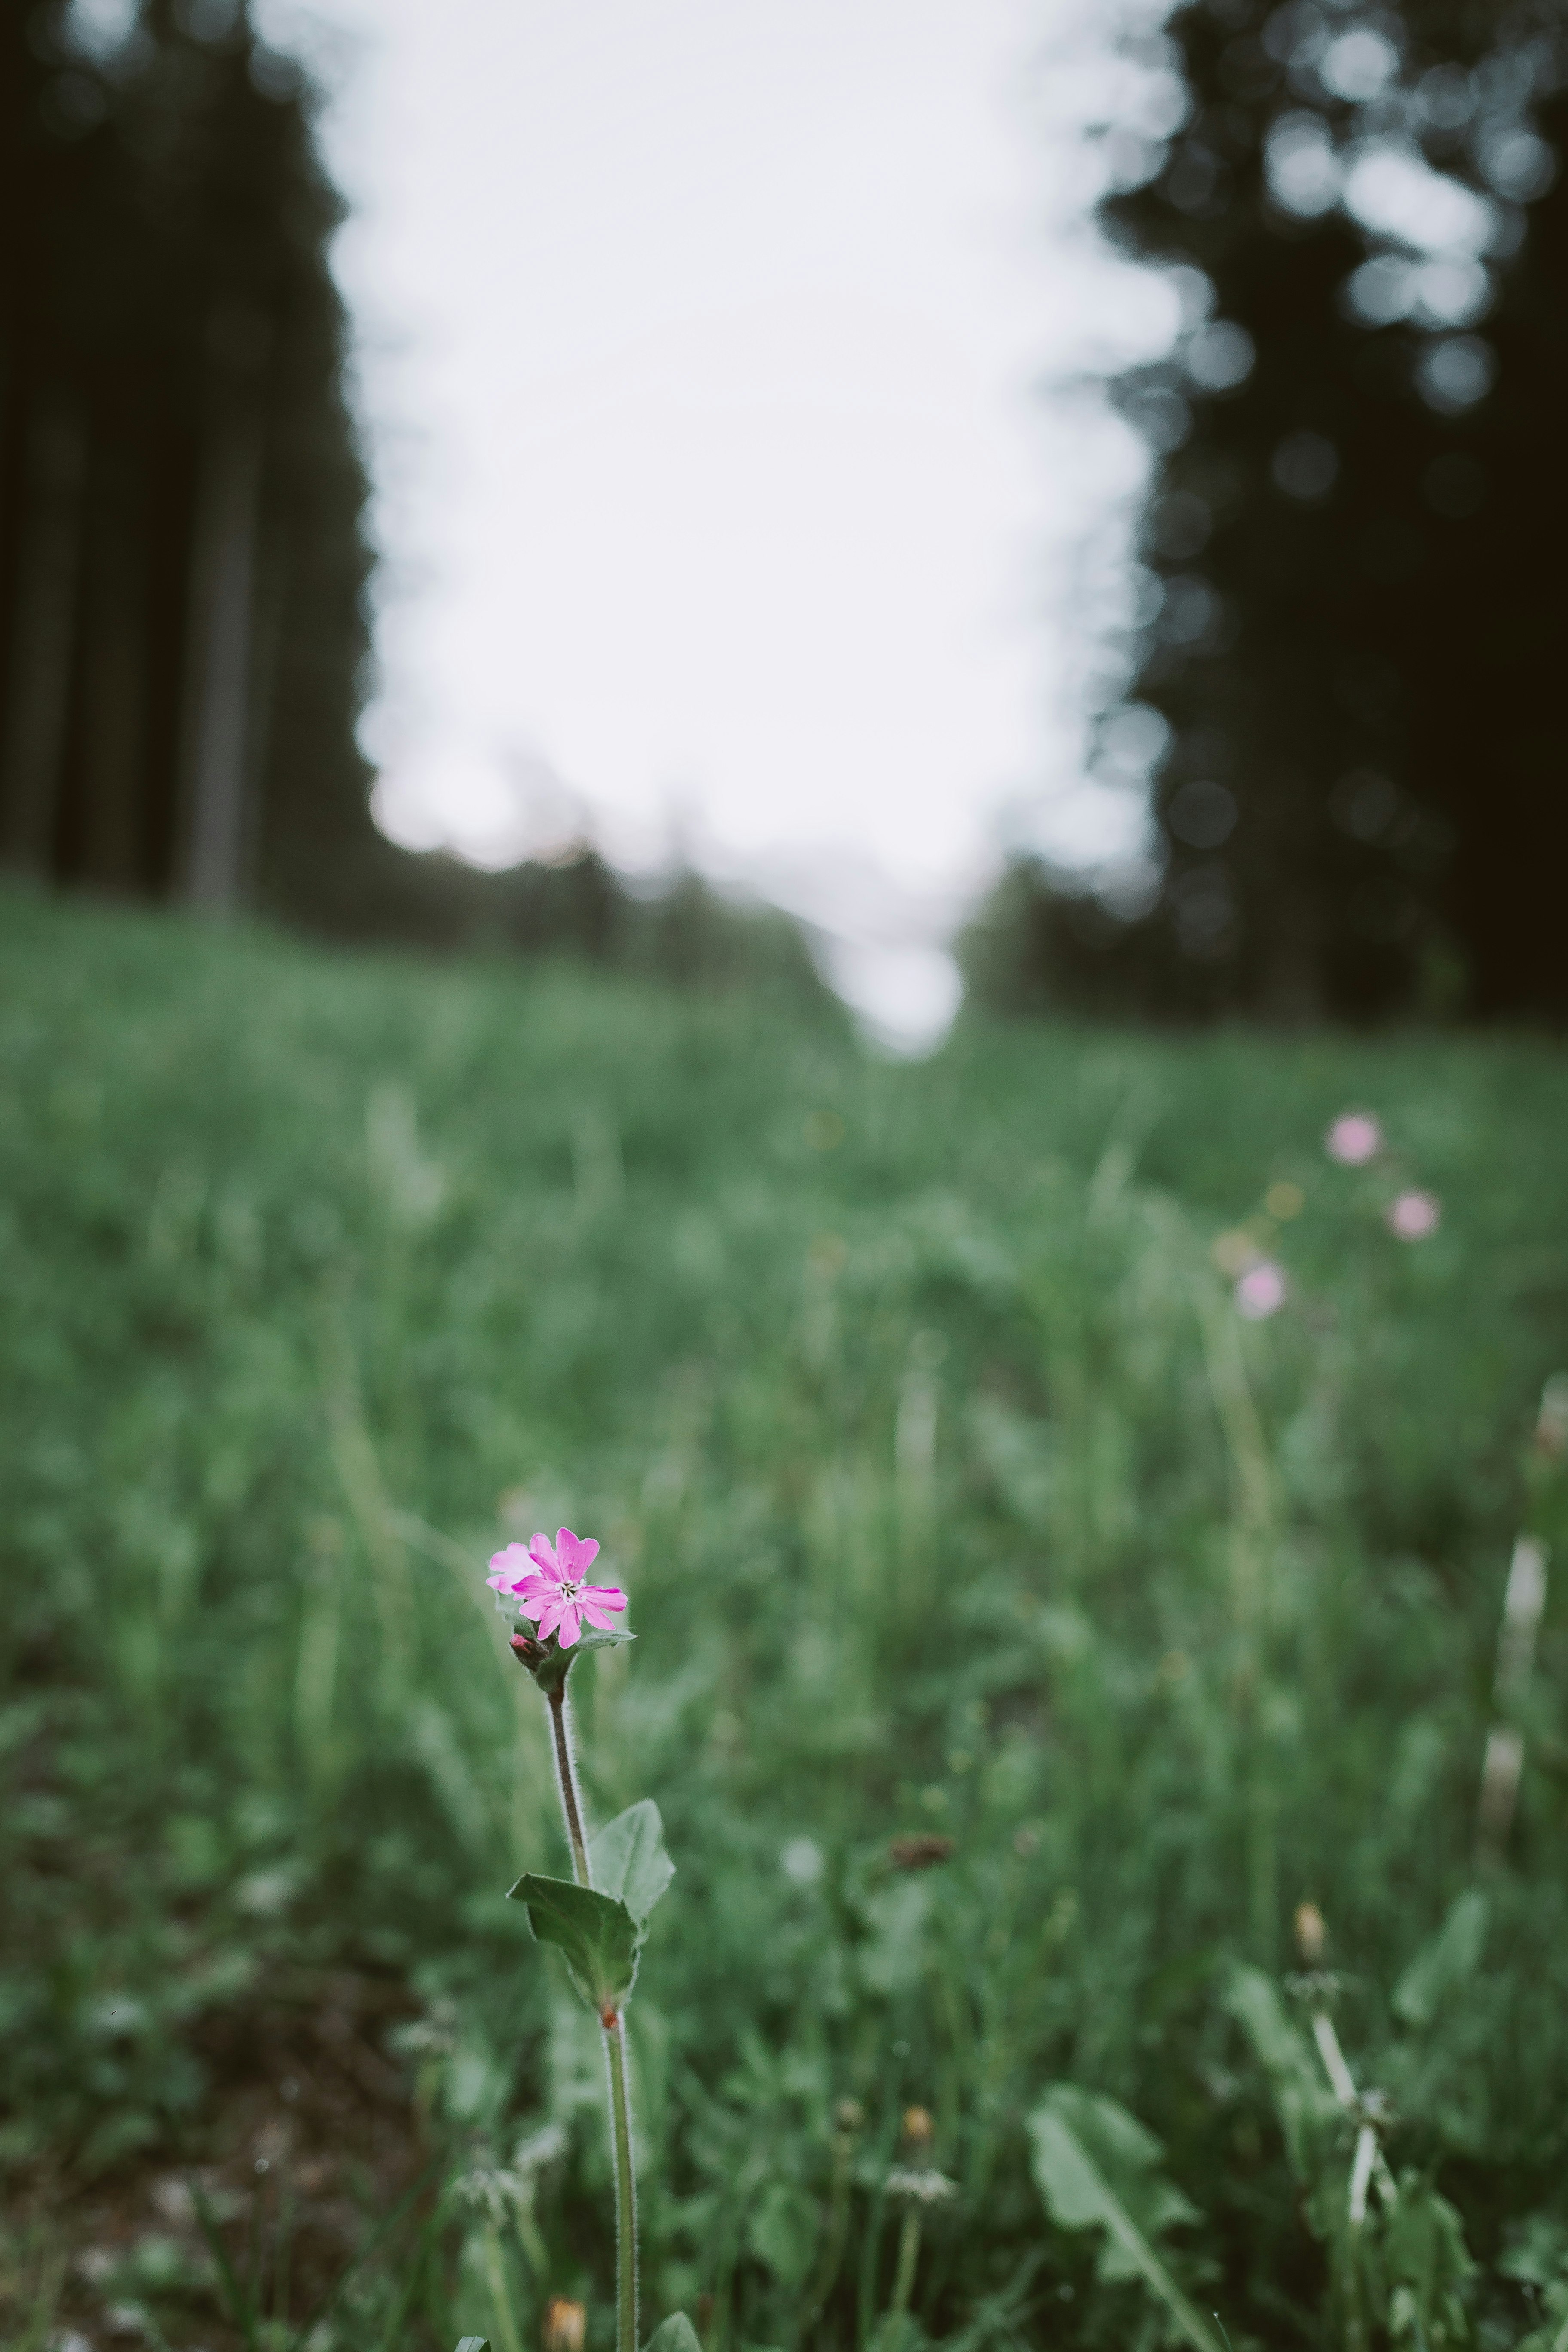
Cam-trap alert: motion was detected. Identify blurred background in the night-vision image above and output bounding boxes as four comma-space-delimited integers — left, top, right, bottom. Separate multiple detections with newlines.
8, 8, 1568, 2351
8, 0, 1565, 1045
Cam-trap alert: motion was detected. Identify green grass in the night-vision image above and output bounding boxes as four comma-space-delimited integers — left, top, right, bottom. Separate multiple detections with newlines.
3, 886, 1568, 2352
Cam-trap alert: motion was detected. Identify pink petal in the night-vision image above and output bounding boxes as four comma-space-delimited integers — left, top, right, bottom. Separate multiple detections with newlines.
534, 1596, 565, 1638
528, 1533, 560, 1576
485, 1571, 513, 1594
1325, 1112, 1382, 1166
489, 1542, 532, 1578
1235, 1261, 1287, 1320
555, 1528, 600, 1577
557, 1603, 583, 1648
579, 1584, 626, 1611
581, 1603, 616, 1630
1387, 1189, 1440, 1240
514, 1574, 557, 1599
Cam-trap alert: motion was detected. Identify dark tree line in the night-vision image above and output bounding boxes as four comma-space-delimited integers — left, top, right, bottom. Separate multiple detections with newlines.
0, 0, 378, 925
966, 0, 1568, 1023
1, 1, 838, 1017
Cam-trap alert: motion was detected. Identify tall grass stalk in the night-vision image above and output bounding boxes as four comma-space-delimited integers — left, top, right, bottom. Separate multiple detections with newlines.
9, 897, 1568, 2352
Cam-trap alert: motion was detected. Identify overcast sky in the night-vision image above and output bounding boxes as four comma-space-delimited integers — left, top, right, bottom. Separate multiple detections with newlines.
257, 0, 1173, 1041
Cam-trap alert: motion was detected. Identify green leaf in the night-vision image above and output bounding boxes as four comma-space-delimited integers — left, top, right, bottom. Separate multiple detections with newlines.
575, 1626, 636, 1656
1225, 1966, 1338, 2182
1385, 2172, 1477, 2351
517, 1625, 635, 1696
590, 1800, 674, 1926
1500, 2214, 1568, 2289
507, 1872, 641, 2012
1392, 1890, 1490, 2030
745, 2179, 821, 2286
1027, 2085, 1222, 2352
857, 1875, 932, 1997
643, 2318, 702, 2352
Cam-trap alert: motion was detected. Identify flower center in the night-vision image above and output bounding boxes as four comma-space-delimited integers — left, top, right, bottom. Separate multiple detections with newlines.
559, 1578, 582, 1600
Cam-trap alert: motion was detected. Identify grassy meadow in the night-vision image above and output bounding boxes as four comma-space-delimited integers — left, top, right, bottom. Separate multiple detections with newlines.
3, 888, 1568, 2352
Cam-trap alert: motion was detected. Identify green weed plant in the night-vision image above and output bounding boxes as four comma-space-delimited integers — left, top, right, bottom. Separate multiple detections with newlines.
2, 890, 1567, 2352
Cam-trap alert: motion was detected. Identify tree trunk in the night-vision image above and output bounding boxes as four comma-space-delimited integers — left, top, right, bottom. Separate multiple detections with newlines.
0, 394, 86, 874
181, 401, 263, 912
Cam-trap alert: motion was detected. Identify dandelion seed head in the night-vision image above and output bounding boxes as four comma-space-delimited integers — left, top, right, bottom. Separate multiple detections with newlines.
885, 2165, 959, 2205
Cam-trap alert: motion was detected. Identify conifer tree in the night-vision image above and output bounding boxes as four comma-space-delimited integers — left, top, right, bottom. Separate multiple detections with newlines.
967, 0, 1568, 1021
0, 0, 378, 920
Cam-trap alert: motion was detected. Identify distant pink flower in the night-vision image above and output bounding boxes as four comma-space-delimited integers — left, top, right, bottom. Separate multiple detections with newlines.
1386, 1189, 1440, 1241
487, 1528, 627, 1648
1326, 1112, 1383, 1166
1235, 1260, 1288, 1320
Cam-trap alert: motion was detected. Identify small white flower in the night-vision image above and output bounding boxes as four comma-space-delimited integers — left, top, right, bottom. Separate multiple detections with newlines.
885, 2166, 959, 2205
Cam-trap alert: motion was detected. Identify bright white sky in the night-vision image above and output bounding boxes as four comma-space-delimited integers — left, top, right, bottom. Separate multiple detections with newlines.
258, 0, 1173, 1042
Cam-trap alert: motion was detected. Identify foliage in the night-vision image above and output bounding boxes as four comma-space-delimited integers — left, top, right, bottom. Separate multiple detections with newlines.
1026, 2086, 1219, 2352
2, 891, 1568, 2351
509, 1797, 673, 2015
346, 850, 847, 1024
0, 0, 376, 913
3, 9, 834, 1015
977, 0, 1568, 1022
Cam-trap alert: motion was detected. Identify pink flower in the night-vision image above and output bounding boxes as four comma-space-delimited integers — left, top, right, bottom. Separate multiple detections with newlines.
1235, 1260, 1287, 1320
1326, 1111, 1382, 1166
487, 1527, 627, 1649
1386, 1189, 1440, 1241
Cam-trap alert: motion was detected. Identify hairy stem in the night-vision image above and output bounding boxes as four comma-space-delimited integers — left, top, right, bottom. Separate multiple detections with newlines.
542, 1669, 637, 2352
548, 1686, 591, 1887
604, 2012, 639, 2352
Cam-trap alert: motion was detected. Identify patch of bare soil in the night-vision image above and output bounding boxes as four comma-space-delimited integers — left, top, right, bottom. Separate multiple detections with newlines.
4, 1968, 440, 2352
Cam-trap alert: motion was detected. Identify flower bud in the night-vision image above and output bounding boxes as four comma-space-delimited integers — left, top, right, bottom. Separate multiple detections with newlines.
1536, 1373, 1568, 1461
1295, 1901, 1326, 1966
543, 2297, 586, 2352
900, 2105, 935, 2158
889, 1833, 955, 1870
510, 1628, 575, 1697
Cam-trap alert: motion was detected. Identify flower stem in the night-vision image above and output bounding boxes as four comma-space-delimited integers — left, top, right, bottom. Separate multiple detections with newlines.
799, 2110, 860, 2340
888, 2208, 922, 2347
542, 1668, 637, 2352
548, 1686, 591, 1886
481, 2223, 525, 2352
604, 2012, 639, 2352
